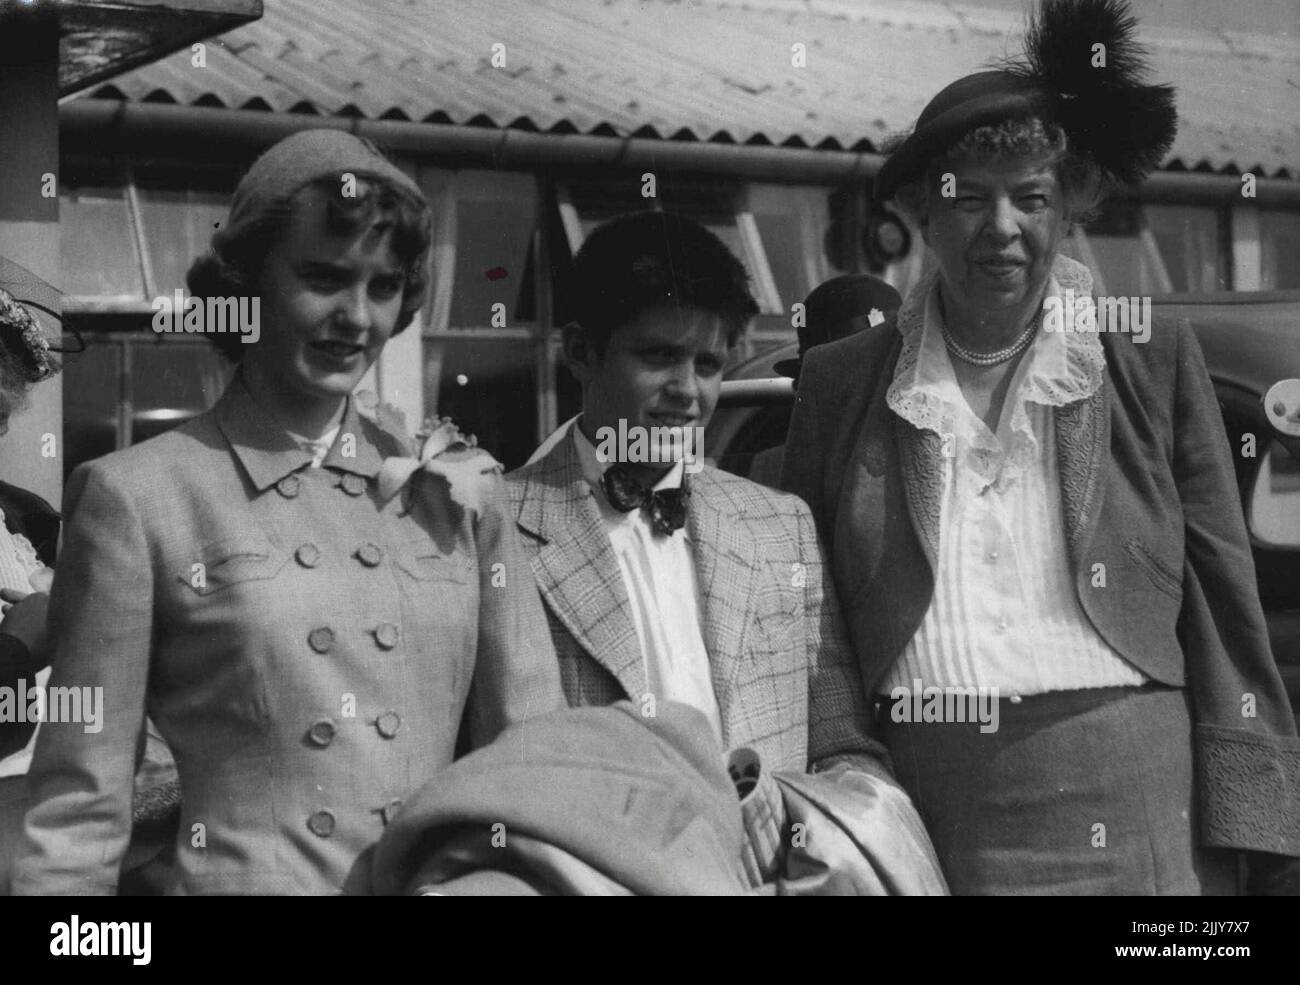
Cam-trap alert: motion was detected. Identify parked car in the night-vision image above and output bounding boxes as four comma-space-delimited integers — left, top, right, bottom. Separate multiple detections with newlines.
709, 291, 1300, 724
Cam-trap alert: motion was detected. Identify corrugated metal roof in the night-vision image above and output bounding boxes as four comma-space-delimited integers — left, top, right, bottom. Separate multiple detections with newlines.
73, 0, 1300, 178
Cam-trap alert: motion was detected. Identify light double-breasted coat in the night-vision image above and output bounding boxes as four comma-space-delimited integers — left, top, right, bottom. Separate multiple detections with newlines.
10, 378, 562, 895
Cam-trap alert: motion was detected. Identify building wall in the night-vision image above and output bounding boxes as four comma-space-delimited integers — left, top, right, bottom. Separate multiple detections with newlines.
54, 135, 1300, 474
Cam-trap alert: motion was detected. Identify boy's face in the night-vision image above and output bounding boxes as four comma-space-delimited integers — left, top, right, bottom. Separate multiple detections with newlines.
566, 303, 730, 483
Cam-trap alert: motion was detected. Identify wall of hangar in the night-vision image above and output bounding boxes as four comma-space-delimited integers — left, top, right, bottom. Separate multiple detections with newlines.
56, 147, 1300, 475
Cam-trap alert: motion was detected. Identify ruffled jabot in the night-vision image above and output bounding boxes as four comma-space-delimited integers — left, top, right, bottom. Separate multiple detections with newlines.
886, 254, 1107, 492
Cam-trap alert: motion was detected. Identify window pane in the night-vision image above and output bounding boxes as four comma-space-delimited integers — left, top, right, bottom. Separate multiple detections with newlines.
1080, 201, 1171, 295
129, 339, 229, 444
430, 338, 537, 471
567, 179, 648, 241
136, 186, 232, 298
60, 183, 143, 298
749, 184, 833, 313
1144, 204, 1226, 292
1250, 442, 1300, 548
61, 339, 121, 475
1261, 209, 1300, 290
61, 331, 231, 477
450, 172, 537, 328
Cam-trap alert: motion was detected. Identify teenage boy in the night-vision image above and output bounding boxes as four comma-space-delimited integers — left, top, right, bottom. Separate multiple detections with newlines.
506, 212, 894, 859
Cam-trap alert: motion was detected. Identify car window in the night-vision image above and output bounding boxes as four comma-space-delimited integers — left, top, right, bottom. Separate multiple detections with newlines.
1249, 441, 1300, 549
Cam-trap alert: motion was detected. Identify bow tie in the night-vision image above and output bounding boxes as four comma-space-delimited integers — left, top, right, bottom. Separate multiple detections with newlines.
599, 465, 690, 536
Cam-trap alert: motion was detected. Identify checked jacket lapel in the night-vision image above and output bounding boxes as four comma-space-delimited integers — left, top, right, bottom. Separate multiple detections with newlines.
686, 469, 761, 748
514, 434, 649, 702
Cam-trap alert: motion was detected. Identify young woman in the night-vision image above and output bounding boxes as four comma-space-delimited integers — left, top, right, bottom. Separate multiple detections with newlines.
10, 129, 561, 895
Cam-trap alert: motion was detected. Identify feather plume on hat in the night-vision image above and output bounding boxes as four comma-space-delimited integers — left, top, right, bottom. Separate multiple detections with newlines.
1001, 0, 1177, 186
875, 0, 1178, 200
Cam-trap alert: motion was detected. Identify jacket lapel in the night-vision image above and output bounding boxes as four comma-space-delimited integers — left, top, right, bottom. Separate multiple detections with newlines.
514, 434, 648, 701
687, 470, 760, 744
894, 422, 943, 571
1054, 377, 1111, 567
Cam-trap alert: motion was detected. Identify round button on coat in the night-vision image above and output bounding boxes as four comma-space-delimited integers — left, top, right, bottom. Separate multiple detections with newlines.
308, 627, 336, 654
357, 543, 383, 567
296, 543, 321, 568
307, 719, 336, 747
376, 712, 402, 739
374, 623, 400, 650
340, 474, 367, 497
307, 810, 336, 838
276, 474, 302, 498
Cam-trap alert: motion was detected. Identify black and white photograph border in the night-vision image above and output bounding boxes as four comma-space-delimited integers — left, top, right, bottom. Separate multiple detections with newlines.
0, 0, 1297, 931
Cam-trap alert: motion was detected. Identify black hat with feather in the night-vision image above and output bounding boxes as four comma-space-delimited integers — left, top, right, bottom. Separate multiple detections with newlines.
874, 0, 1178, 201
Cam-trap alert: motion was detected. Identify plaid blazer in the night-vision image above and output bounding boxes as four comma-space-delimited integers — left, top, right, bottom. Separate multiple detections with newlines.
505, 428, 887, 776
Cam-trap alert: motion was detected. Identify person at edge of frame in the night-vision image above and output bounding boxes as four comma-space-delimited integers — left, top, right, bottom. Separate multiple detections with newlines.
748, 274, 905, 489
0, 277, 62, 887
505, 209, 946, 891
780, 0, 1300, 895
8, 129, 563, 896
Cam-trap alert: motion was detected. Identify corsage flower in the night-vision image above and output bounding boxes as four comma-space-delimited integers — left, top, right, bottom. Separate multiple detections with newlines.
376, 414, 502, 514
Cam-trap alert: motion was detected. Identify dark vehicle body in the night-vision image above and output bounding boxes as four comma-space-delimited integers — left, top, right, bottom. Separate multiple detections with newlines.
709, 292, 1300, 724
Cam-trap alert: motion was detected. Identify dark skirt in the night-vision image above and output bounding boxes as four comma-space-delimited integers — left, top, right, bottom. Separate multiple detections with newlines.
880, 684, 1238, 895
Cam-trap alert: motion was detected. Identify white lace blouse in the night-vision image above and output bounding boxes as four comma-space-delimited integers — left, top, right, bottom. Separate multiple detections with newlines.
880, 255, 1148, 695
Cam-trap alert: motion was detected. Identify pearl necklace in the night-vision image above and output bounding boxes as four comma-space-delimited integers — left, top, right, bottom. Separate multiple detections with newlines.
941, 316, 1039, 367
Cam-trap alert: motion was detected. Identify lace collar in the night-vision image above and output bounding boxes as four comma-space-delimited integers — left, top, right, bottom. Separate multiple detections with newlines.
885, 254, 1106, 489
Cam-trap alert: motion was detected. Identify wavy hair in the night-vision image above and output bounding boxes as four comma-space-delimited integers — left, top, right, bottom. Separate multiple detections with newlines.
187, 174, 431, 362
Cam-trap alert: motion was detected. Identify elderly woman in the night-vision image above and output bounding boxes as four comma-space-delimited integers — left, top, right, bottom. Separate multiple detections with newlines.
782, 0, 1299, 894
0, 284, 58, 714
11, 130, 561, 895
0, 284, 59, 777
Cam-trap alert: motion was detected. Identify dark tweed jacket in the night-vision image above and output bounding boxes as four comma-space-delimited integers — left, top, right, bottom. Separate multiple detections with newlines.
781, 312, 1300, 858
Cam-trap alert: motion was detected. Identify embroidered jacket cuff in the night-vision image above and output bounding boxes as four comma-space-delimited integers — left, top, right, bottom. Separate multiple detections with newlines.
1197, 724, 1300, 855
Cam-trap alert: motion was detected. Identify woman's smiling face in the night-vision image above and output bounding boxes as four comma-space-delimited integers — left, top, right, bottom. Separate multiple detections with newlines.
249, 185, 405, 407
920, 154, 1071, 329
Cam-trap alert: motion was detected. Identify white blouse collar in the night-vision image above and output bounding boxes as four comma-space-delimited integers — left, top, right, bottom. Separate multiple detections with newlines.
887, 254, 1106, 445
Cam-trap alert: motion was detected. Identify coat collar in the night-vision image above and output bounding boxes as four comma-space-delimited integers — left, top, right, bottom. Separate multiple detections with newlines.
214, 374, 387, 492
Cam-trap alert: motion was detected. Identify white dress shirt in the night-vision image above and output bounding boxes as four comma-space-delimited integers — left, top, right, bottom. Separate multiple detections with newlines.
881, 256, 1148, 696
573, 423, 724, 741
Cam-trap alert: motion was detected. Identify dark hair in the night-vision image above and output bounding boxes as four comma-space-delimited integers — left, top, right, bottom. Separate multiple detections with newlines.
186, 174, 432, 362
889, 116, 1104, 229
566, 210, 759, 351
